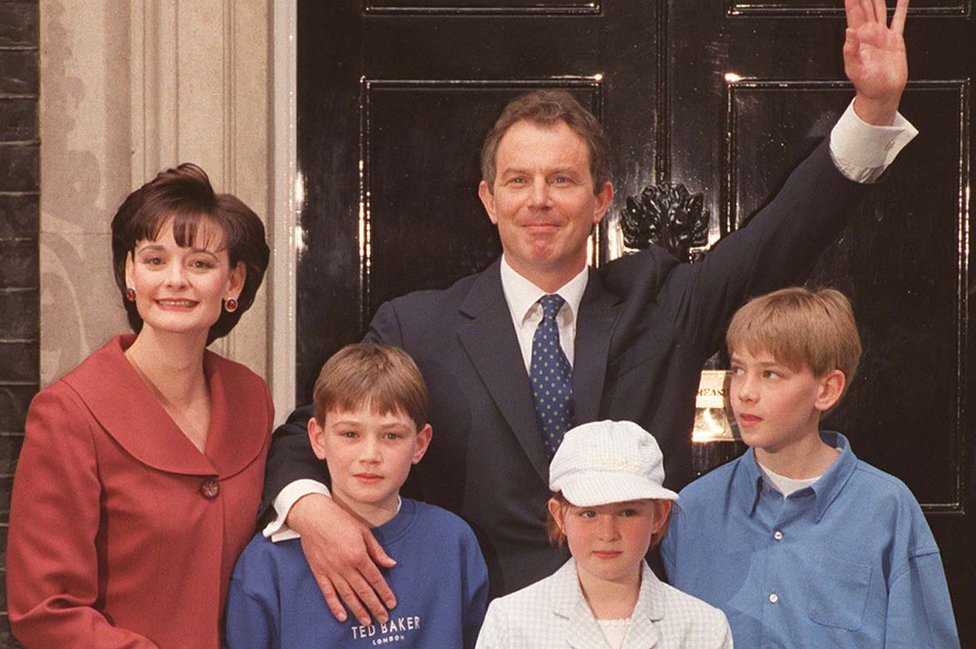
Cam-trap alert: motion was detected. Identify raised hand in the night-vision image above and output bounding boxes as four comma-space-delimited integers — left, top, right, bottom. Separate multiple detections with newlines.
843, 0, 909, 125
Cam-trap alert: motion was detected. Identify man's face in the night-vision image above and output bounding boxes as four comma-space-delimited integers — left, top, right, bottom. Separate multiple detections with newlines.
478, 119, 613, 292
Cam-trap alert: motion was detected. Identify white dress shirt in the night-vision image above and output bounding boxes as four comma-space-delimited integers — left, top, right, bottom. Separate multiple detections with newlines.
499, 256, 588, 371
263, 103, 918, 540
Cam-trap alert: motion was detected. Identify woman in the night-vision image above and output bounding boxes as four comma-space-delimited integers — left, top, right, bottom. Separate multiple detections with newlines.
7, 164, 272, 648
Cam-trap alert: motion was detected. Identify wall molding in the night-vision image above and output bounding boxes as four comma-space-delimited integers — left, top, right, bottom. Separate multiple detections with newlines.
128, 0, 271, 374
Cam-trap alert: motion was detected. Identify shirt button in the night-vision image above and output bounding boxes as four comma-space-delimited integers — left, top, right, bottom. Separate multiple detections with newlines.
199, 477, 220, 499
769, 593, 779, 604
773, 530, 783, 541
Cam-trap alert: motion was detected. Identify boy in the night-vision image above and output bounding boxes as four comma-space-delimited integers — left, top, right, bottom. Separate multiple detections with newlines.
226, 344, 489, 648
660, 287, 959, 648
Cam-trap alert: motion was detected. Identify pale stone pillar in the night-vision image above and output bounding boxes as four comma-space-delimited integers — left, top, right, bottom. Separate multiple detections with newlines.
40, 0, 272, 383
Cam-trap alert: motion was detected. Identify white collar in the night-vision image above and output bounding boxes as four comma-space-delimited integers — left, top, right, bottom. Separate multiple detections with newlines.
273, 496, 402, 542
499, 255, 589, 326
756, 460, 822, 498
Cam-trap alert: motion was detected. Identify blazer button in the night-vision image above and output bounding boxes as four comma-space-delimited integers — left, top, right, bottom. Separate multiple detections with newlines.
199, 477, 220, 499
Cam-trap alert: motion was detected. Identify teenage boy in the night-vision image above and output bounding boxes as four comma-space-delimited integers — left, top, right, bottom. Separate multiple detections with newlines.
660, 287, 959, 647
225, 344, 488, 648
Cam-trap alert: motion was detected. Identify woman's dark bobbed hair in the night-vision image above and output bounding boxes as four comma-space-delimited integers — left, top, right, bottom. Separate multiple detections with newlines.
111, 163, 270, 344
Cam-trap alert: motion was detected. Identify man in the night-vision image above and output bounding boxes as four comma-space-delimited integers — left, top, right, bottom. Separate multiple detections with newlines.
263, 0, 914, 628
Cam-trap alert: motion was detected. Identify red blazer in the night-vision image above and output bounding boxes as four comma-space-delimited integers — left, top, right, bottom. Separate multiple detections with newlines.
7, 335, 273, 649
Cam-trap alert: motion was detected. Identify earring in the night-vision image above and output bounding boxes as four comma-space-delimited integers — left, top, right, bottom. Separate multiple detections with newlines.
224, 298, 239, 313
125, 288, 136, 302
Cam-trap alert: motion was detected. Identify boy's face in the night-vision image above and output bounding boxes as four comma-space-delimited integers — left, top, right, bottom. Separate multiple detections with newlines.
548, 498, 670, 588
308, 407, 431, 520
729, 347, 844, 454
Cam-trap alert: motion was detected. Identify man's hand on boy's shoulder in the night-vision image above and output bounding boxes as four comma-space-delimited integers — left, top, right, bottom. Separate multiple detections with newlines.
288, 493, 398, 626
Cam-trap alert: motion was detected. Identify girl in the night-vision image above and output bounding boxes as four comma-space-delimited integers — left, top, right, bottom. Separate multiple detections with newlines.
476, 420, 732, 648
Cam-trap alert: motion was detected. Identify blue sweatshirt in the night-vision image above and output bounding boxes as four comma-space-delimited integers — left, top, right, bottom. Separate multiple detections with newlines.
226, 498, 489, 649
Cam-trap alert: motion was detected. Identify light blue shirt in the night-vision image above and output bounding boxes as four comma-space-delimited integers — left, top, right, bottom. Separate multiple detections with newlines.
660, 432, 959, 648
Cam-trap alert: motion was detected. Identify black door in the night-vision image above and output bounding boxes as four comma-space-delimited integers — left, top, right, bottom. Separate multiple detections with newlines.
296, 1, 974, 642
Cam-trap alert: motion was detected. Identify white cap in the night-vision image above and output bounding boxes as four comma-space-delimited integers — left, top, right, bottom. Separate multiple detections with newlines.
549, 420, 679, 506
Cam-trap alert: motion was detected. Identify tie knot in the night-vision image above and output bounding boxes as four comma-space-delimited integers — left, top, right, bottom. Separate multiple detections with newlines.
538, 294, 565, 319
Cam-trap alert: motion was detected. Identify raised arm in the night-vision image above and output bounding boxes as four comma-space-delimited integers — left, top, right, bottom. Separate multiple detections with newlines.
646, 0, 914, 354
845, 0, 909, 125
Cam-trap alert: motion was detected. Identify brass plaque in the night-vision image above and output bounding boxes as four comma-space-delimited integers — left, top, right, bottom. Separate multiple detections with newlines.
692, 370, 737, 443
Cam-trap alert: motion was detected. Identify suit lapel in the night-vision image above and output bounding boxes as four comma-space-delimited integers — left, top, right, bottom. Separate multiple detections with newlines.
572, 268, 621, 425
458, 261, 550, 483
203, 350, 270, 476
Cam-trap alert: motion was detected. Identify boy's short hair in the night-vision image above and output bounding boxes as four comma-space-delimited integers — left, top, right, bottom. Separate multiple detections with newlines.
726, 286, 862, 388
312, 344, 428, 430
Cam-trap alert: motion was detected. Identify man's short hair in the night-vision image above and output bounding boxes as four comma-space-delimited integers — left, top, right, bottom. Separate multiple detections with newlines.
726, 287, 863, 389
480, 89, 611, 194
312, 344, 429, 430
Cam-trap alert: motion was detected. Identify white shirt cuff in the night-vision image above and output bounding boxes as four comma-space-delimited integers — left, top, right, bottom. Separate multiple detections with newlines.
261, 479, 331, 542
829, 99, 918, 184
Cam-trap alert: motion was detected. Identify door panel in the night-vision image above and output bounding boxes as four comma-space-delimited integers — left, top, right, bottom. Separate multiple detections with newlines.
668, 2, 972, 635
296, 1, 660, 396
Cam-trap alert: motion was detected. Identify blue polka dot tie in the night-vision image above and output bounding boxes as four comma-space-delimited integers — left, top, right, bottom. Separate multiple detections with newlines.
530, 294, 573, 458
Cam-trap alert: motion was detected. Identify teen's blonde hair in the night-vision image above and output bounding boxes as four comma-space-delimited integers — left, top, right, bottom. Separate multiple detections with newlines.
726, 287, 862, 392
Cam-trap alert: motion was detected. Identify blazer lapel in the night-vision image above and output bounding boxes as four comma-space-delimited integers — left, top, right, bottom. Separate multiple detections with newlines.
551, 560, 667, 649
457, 260, 550, 483
203, 351, 270, 477
573, 268, 621, 425
550, 560, 612, 649
65, 336, 217, 475
566, 603, 613, 649
622, 562, 666, 648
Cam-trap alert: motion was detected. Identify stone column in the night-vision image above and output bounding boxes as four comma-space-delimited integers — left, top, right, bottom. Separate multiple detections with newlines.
40, 0, 272, 382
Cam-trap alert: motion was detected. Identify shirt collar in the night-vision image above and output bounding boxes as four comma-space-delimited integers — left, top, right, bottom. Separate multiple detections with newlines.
738, 431, 858, 522
499, 255, 589, 326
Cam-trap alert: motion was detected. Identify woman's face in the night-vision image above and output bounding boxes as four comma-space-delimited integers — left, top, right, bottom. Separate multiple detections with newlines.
125, 218, 244, 339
